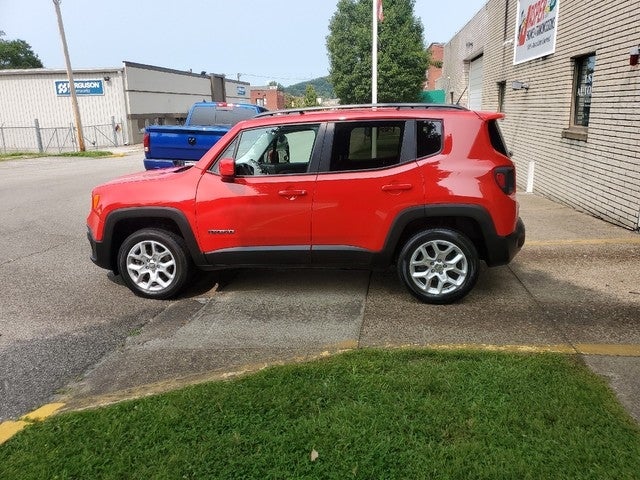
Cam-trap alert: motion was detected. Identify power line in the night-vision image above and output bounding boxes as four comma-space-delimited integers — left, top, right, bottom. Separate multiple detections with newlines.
234, 72, 328, 83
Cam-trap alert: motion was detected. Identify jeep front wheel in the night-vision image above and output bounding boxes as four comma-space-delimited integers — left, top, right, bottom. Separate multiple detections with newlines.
117, 228, 191, 299
397, 229, 479, 304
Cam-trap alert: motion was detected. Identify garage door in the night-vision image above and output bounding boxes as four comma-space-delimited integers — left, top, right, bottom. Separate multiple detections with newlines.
468, 55, 483, 110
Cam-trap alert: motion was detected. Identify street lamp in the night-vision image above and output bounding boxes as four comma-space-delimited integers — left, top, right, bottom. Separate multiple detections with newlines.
53, 0, 85, 151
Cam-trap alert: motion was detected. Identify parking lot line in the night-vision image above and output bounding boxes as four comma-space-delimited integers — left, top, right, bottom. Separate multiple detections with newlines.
527, 238, 640, 246
401, 343, 640, 357
575, 344, 640, 356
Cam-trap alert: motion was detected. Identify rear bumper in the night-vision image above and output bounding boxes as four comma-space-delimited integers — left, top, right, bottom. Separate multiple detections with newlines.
485, 217, 526, 266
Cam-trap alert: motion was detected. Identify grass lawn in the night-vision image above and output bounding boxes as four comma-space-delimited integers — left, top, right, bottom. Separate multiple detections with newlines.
0, 150, 113, 161
1, 349, 639, 479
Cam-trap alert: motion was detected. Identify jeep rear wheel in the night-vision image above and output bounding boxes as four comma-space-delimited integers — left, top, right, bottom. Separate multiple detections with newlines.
118, 228, 191, 299
397, 229, 479, 304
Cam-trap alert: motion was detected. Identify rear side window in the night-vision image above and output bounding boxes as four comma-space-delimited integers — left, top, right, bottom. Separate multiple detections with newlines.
330, 121, 404, 171
189, 106, 257, 126
488, 120, 509, 157
417, 120, 443, 158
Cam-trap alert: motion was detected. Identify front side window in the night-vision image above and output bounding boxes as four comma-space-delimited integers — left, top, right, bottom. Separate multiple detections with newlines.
330, 121, 405, 171
573, 54, 595, 127
214, 124, 319, 176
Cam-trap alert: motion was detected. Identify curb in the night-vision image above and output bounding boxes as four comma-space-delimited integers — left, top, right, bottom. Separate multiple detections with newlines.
0, 403, 65, 445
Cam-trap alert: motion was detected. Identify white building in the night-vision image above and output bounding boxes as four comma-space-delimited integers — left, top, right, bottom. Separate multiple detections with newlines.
438, 0, 640, 231
0, 61, 251, 151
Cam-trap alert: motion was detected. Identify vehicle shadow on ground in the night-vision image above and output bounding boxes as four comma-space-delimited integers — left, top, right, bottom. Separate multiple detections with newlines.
107, 270, 236, 300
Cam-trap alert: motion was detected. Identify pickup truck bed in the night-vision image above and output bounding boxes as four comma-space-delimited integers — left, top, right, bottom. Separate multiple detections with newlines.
143, 102, 267, 170
143, 125, 229, 169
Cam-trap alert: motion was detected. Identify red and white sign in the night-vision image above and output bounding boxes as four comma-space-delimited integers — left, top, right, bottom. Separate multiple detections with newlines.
514, 0, 560, 65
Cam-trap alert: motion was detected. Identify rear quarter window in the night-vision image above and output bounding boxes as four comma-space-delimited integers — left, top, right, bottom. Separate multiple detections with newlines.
487, 120, 509, 157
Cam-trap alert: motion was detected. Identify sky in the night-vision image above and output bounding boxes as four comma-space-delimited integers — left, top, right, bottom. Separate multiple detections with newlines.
1, 0, 487, 86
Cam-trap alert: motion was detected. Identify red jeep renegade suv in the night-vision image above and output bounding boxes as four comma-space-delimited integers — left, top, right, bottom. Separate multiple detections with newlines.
87, 104, 525, 304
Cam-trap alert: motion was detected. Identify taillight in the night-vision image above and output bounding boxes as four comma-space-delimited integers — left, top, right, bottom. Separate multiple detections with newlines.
494, 166, 516, 195
143, 132, 150, 153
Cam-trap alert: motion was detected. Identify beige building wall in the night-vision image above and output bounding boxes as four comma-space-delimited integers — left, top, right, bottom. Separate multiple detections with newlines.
443, 0, 640, 231
436, 4, 489, 106
0, 68, 129, 149
224, 79, 251, 104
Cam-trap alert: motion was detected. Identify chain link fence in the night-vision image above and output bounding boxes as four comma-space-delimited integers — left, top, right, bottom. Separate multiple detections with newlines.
0, 117, 126, 154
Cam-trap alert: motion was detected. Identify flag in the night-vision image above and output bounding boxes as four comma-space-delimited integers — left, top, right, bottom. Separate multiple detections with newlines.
377, 0, 384, 22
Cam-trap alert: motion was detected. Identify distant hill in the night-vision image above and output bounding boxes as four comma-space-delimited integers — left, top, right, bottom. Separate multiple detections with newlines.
285, 77, 335, 99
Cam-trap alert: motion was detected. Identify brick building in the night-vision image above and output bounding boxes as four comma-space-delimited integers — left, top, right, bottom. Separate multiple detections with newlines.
425, 43, 444, 90
250, 85, 286, 111
438, 0, 640, 231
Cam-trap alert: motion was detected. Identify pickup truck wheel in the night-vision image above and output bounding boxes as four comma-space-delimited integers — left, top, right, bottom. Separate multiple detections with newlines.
397, 229, 479, 304
118, 228, 191, 299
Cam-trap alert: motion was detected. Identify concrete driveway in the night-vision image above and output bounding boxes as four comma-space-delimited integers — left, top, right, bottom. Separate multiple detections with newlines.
57, 193, 640, 422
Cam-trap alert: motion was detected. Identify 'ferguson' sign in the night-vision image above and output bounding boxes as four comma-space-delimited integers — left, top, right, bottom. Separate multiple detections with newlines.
514, 0, 560, 65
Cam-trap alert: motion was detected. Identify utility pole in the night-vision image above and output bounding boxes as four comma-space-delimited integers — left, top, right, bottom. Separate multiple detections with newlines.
53, 0, 85, 151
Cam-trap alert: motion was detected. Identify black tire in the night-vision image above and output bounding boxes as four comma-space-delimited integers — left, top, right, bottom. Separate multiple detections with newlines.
117, 228, 192, 299
397, 228, 479, 304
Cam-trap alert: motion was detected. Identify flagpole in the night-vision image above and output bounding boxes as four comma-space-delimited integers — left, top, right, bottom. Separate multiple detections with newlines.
372, 0, 378, 104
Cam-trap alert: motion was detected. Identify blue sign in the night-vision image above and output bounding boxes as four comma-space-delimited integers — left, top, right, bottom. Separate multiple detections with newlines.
55, 79, 104, 96
236, 85, 246, 96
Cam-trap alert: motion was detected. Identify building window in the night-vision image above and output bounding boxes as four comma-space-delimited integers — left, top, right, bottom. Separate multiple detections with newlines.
562, 53, 595, 141
573, 54, 595, 127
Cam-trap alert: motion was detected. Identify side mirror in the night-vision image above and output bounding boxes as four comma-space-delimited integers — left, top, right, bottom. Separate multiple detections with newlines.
218, 157, 235, 182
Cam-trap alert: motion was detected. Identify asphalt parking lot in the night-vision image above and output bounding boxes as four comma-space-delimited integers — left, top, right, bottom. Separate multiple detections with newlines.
1, 150, 639, 438
57, 191, 640, 423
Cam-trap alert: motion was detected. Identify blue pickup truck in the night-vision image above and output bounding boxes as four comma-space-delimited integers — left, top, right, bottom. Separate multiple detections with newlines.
143, 102, 267, 169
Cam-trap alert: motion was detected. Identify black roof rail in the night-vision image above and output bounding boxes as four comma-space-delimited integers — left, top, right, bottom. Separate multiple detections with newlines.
255, 103, 468, 117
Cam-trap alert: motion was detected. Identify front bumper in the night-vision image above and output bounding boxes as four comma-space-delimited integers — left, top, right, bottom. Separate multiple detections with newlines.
87, 226, 113, 270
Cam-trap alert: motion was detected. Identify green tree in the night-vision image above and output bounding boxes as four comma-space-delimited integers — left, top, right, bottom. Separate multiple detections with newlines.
302, 84, 319, 107
327, 0, 429, 104
0, 32, 43, 69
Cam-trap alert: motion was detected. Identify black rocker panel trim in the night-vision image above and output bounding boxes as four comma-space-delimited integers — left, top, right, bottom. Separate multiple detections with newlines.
203, 246, 310, 268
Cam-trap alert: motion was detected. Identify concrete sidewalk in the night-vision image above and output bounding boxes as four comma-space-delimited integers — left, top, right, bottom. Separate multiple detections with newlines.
57, 193, 640, 422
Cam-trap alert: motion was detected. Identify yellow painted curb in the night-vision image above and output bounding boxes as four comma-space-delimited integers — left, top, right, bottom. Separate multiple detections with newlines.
0, 403, 65, 445
0, 420, 28, 445
22, 403, 65, 422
